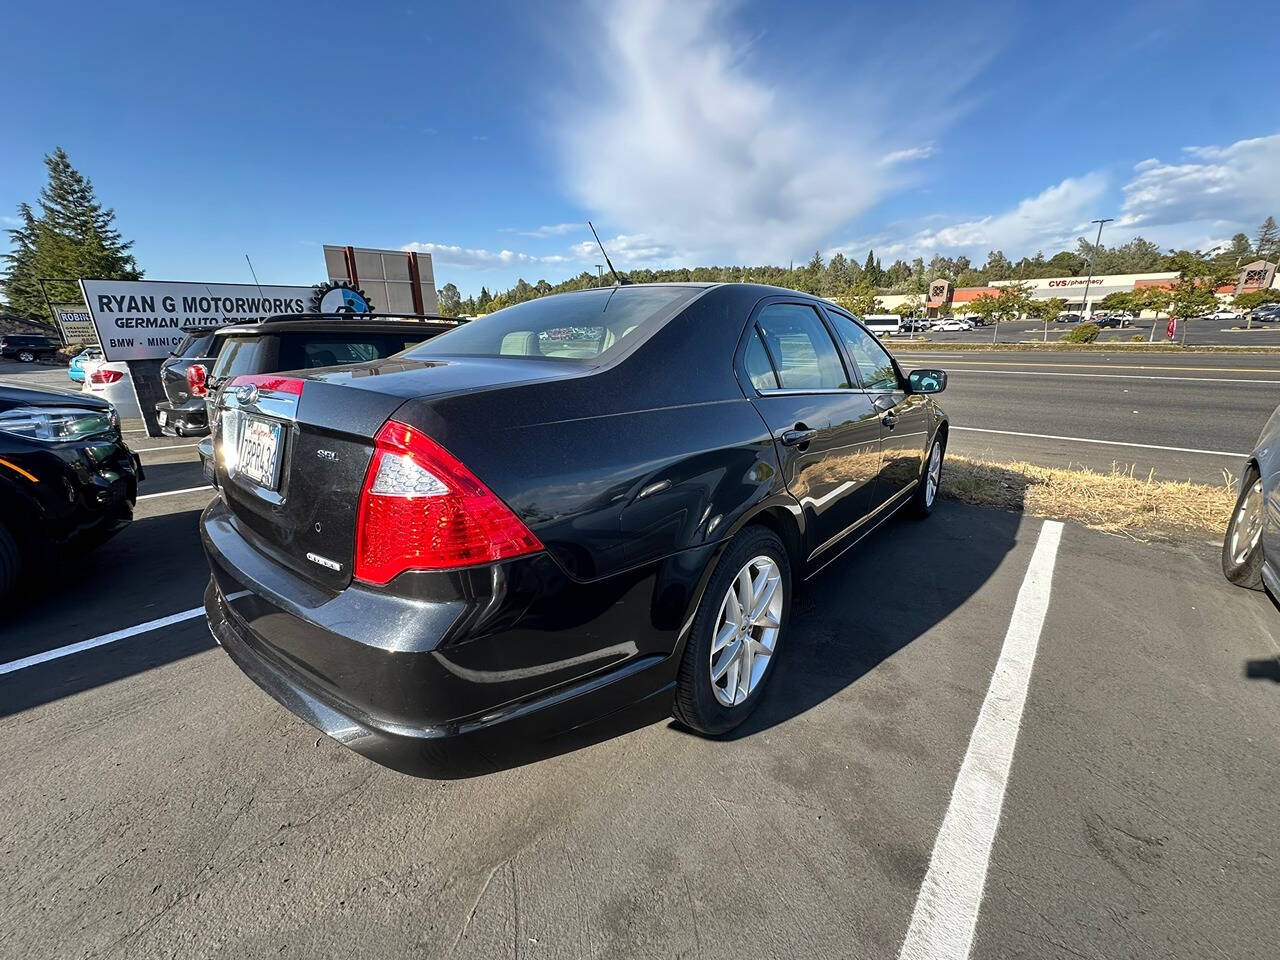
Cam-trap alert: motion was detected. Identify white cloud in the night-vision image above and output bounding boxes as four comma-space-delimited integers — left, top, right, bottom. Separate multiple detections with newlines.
569, 232, 680, 265
835, 172, 1110, 262
401, 242, 571, 269
504, 222, 583, 239
1117, 133, 1280, 235
552, 0, 962, 265
879, 144, 937, 167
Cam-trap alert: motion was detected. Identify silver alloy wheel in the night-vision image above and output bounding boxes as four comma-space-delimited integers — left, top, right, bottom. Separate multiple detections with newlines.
924, 442, 942, 507
709, 555, 784, 707
1230, 479, 1265, 566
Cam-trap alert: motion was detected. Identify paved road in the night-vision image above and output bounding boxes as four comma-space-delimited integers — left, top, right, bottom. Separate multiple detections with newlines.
2, 493, 1277, 959
897, 349, 1280, 482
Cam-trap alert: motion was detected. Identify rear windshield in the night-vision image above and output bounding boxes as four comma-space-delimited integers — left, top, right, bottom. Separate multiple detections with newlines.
211, 331, 429, 380
176, 332, 215, 357
405, 286, 699, 362
276, 332, 426, 369
211, 336, 269, 381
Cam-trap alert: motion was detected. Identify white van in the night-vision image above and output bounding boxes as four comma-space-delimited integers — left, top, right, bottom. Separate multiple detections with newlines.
862, 315, 901, 337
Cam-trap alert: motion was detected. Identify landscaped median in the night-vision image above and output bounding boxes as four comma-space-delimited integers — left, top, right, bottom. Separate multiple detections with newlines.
940, 455, 1234, 541
891, 340, 1280, 353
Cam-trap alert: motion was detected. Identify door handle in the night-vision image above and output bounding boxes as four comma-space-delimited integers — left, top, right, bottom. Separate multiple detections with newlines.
873, 394, 899, 428
780, 426, 817, 447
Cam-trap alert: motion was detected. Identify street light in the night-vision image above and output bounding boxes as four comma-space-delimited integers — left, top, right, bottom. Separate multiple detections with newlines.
1079, 218, 1113, 321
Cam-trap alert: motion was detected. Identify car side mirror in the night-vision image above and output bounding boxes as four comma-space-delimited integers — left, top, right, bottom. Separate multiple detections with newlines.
909, 368, 947, 394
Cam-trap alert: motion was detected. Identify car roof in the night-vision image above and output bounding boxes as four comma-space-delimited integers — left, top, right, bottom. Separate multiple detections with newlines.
216, 313, 462, 336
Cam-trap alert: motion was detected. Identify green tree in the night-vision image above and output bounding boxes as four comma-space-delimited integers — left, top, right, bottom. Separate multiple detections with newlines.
964, 293, 1001, 328
1028, 296, 1066, 342
989, 282, 1032, 343
1097, 291, 1137, 314
824, 252, 852, 297
1165, 251, 1231, 345
983, 249, 1013, 280
1, 204, 45, 327
1136, 286, 1173, 342
1254, 216, 1278, 258
837, 280, 883, 317
436, 282, 461, 317
476, 286, 492, 312
2, 148, 142, 326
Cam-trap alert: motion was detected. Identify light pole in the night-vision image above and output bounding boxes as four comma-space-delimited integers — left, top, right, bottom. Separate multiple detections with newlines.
1079, 218, 1112, 321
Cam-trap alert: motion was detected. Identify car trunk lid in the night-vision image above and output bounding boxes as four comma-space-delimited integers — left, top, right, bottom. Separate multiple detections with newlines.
214, 358, 574, 591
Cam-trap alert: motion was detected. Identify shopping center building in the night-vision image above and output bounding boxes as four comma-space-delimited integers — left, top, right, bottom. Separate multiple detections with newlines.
878, 260, 1278, 317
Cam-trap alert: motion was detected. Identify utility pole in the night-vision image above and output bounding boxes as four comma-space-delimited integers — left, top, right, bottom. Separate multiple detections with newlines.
1079, 218, 1113, 321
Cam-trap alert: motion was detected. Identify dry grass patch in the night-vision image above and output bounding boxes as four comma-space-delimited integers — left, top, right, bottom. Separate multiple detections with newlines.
941, 455, 1236, 540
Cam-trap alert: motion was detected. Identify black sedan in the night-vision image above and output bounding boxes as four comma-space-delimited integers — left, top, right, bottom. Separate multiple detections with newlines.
0, 384, 142, 602
201, 284, 949, 773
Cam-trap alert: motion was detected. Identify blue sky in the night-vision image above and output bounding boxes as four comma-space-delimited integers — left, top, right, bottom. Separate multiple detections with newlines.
3, 0, 1278, 298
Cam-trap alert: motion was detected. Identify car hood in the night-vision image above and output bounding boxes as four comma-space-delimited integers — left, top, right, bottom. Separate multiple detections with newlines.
0, 384, 111, 413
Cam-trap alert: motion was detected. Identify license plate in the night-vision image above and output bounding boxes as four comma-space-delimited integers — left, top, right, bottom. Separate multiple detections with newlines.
238, 417, 283, 490
157, 410, 167, 426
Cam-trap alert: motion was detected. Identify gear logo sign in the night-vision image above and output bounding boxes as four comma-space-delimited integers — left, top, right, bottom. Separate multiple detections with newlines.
310, 280, 374, 314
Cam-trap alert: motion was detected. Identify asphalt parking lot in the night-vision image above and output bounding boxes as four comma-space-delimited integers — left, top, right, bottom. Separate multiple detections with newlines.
3, 351, 1279, 959
3, 487, 1279, 959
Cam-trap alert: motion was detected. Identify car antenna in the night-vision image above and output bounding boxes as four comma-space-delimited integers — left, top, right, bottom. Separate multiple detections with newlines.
588, 221, 629, 285
244, 254, 265, 297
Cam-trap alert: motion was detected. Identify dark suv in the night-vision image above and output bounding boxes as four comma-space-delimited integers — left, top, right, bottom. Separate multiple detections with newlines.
197, 314, 458, 482
156, 326, 225, 437
0, 333, 58, 363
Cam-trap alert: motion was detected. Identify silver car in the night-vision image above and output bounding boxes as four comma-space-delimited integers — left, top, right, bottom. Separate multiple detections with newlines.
1223, 405, 1280, 593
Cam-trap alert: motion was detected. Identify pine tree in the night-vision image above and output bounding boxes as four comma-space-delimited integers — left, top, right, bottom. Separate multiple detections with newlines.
1255, 216, 1279, 259
1, 204, 44, 323
1, 147, 142, 325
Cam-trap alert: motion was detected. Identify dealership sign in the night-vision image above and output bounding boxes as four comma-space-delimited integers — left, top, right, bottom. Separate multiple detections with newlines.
53, 303, 99, 345
79, 279, 313, 361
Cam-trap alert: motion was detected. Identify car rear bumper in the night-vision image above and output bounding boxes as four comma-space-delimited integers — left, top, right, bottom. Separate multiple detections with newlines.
200, 497, 690, 776
155, 399, 208, 437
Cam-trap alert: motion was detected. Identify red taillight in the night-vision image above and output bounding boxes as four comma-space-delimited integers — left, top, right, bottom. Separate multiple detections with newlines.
90, 368, 123, 385
186, 363, 208, 397
354, 420, 542, 584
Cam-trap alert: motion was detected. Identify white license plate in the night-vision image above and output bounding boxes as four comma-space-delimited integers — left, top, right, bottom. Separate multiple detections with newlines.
238, 418, 283, 490
157, 411, 167, 426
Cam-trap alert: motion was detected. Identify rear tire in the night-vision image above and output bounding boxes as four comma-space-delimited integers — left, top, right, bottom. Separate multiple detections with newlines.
0, 521, 20, 605
1222, 467, 1265, 590
674, 526, 791, 736
908, 437, 944, 518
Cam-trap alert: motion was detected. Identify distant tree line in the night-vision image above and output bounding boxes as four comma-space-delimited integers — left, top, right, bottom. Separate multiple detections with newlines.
438, 217, 1280, 318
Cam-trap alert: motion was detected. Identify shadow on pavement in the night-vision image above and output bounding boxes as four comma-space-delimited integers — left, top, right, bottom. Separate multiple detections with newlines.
410, 499, 1026, 777
1244, 658, 1280, 682
0, 508, 213, 717
715, 500, 1023, 741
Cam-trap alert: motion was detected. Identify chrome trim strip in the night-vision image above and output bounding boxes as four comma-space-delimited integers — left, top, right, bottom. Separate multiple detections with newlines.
808, 480, 918, 560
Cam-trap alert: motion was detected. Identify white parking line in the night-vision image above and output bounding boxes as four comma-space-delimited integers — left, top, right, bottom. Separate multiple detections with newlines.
897, 520, 1063, 960
0, 596, 245, 677
137, 485, 212, 500
952, 426, 1246, 458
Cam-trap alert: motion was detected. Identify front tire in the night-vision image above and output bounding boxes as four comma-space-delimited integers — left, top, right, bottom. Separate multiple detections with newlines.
1223, 468, 1265, 589
17, 350, 35, 363
908, 437, 944, 518
674, 526, 791, 736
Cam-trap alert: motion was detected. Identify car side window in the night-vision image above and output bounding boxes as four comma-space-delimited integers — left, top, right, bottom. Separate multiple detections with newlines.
755, 303, 851, 390
828, 312, 901, 393
742, 327, 779, 390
